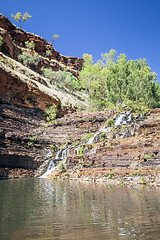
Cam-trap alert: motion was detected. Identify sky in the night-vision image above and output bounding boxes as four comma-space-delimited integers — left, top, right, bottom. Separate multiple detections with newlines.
1, 0, 160, 81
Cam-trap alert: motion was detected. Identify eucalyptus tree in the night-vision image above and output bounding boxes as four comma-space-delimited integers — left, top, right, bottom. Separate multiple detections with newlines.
11, 12, 32, 30
80, 49, 160, 110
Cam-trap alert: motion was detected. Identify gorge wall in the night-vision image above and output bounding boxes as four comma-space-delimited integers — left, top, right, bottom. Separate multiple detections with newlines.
0, 14, 85, 178
0, 14, 160, 185
0, 14, 84, 77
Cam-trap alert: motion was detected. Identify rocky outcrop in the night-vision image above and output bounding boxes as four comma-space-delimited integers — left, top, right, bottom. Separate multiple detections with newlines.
0, 52, 85, 112
0, 64, 60, 110
0, 14, 84, 76
0, 103, 51, 178
51, 109, 160, 186
0, 88, 160, 183
0, 102, 115, 179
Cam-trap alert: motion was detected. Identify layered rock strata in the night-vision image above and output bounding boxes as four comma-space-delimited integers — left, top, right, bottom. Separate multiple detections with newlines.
0, 103, 114, 178
0, 13, 86, 178
0, 13, 160, 185
51, 109, 160, 186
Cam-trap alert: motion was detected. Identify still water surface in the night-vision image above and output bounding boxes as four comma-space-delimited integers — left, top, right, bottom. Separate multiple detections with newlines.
0, 178, 160, 240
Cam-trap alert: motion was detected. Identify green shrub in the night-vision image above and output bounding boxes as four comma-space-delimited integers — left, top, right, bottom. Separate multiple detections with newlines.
0, 36, 3, 50
18, 41, 40, 69
83, 133, 93, 142
77, 146, 84, 157
18, 51, 40, 68
108, 172, 115, 179
25, 40, 35, 51
105, 118, 114, 127
27, 136, 36, 148
63, 72, 81, 91
120, 179, 124, 184
41, 67, 80, 91
50, 144, 57, 151
141, 178, 146, 185
131, 172, 137, 176
81, 161, 85, 166
28, 136, 36, 142
46, 50, 52, 57
41, 67, 58, 81
123, 99, 150, 114
59, 163, 66, 172
44, 104, 57, 122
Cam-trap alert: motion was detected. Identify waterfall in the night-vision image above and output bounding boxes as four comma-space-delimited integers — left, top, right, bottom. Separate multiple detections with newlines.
40, 111, 144, 177
39, 148, 70, 178
87, 111, 133, 144
39, 159, 55, 178
114, 111, 132, 127
87, 126, 112, 144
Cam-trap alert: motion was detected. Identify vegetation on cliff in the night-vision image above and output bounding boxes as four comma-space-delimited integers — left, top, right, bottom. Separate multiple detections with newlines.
18, 41, 40, 71
52, 35, 59, 45
11, 12, 32, 30
41, 67, 81, 92
0, 36, 3, 50
1, 13, 160, 116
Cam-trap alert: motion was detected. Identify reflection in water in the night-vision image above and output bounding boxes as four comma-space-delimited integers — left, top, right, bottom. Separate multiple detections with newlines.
0, 179, 160, 240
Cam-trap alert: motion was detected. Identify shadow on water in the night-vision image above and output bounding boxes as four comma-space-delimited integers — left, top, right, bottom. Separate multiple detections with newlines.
0, 178, 160, 240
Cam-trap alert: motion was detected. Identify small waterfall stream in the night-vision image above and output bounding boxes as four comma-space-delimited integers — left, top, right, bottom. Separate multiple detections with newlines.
40, 148, 70, 178
40, 111, 144, 178
87, 111, 134, 144
114, 111, 132, 127
39, 159, 55, 178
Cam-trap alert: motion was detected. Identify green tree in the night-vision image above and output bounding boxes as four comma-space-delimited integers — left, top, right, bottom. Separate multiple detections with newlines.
80, 54, 103, 109
11, 12, 32, 30
101, 49, 117, 67
52, 35, 59, 45
80, 49, 160, 110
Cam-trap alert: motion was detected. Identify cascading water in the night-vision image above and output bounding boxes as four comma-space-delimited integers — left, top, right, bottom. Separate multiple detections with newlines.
40, 148, 70, 178
85, 111, 145, 144
40, 111, 144, 177
39, 159, 55, 178
114, 111, 132, 127
87, 126, 112, 144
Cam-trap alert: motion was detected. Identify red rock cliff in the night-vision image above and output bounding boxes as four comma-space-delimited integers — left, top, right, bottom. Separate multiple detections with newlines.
0, 14, 84, 76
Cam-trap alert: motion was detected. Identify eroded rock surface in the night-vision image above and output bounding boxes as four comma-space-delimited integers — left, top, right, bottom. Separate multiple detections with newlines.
0, 101, 114, 179
0, 94, 160, 184
51, 109, 160, 186
0, 14, 83, 76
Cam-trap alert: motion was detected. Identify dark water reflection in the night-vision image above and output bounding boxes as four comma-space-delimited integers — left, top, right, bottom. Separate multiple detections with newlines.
0, 178, 160, 240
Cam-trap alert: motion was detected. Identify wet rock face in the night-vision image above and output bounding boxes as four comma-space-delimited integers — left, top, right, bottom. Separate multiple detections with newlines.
0, 99, 160, 182
0, 14, 84, 75
53, 109, 160, 185
0, 103, 114, 179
